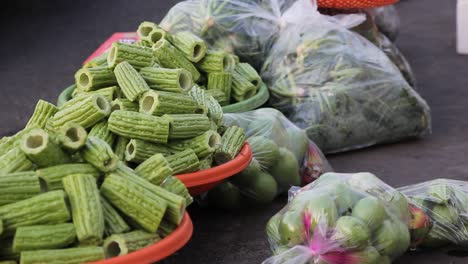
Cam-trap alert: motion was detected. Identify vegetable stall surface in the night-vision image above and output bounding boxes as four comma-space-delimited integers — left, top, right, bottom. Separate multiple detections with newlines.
0, 20, 250, 263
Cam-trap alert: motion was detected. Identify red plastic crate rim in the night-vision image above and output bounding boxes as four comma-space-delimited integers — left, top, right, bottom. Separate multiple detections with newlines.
317, 0, 399, 9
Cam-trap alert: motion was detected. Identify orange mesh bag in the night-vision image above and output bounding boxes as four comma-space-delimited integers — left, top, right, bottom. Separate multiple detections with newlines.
317, 0, 399, 9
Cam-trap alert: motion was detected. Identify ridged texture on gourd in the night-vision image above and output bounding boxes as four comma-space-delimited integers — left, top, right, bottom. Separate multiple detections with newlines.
214, 126, 246, 164
169, 131, 221, 159
205, 89, 229, 106
114, 61, 150, 102
113, 137, 130, 161
54, 94, 111, 129
163, 114, 210, 139
25, 100, 59, 129
89, 122, 116, 147
12, 223, 76, 252
57, 123, 88, 152
108, 110, 170, 144
152, 39, 201, 81
100, 173, 167, 233
231, 70, 256, 102
20, 129, 71, 167
74, 67, 117, 92
107, 42, 153, 69
137, 21, 162, 42
139, 67, 193, 93
188, 86, 224, 125
0, 129, 34, 157
157, 219, 177, 238
36, 163, 101, 191
20, 247, 105, 264
199, 154, 213, 170
84, 52, 108, 68
139, 90, 204, 116
111, 99, 138, 112
74, 86, 119, 102
234, 63, 262, 90
0, 146, 34, 173
134, 39, 153, 47
134, 153, 173, 185
166, 149, 200, 175
0, 172, 41, 206
0, 190, 71, 234
125, 139, 173, 164
100, 196, 130, 236
63, 174, 104, 246
161, 176, 193, 206
103, 230, 160, 257
168, 31, 207, 62
82, 136, 119, 173
207, 72, 232, 104
196, 50, 236, 73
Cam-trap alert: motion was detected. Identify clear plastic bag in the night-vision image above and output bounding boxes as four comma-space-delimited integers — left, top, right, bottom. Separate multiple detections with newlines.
261, 0, 430, 154
398, 179, 468, 249
264, 172, 411, 264
370, 5, 400, 41
205, 108, 331, 208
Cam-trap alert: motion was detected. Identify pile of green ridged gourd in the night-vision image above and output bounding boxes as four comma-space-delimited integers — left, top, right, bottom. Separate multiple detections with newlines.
0, 21, 251, 264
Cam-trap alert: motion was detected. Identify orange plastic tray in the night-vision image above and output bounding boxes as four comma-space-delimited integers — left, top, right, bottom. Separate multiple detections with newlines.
90, 212, 193, 264
317, 0, 398, 9
176, 143, 252, 196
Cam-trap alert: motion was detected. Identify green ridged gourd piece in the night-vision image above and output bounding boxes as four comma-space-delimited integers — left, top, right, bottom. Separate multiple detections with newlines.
169, 130, 221, 159
0, 190, 70, 234
139, 67, 193, 94
57, 123, 88, 152
12, 223, 76, 252
137, 21, 163, 42
214, 126, 246, 164
111, 98, 138, 112
54, 94, 111, 129
82, 136, 119, 173
113, 61, 150, 102
0, 129, 34, 157
166, 149, 200, 175
108, 110, 170, 144
234, 63, 262, 90
73, 86, 120, 102
0, 172, 41, 206
188, 85, 224, 125
196, 50, 236, 73
199, 154, 213, 170
161, 176, 193, 206
113, 137, 130, 161
152, 39, 201, 81
158, 219, 177, 238
20, 247, 105, 264
0, 146, 34, 173
103, 230, 160, 258
111, 166, 186, 225
100, 196, 130, 236
124, 139, 173, 164
148, 28, 169, 44
74, 67, 117, 92
63, 174, 104, 246
231, 70, 256, 102
139, 90, 204, 116
25, 100, 59, 129
168, 31, 207, 62
88, 121, 116, 147
84, 52, 108, 68
36, 163, 101, 191
20, 128, 71, 167
100, 173, 167, 233
134, 39, 153, 47
0, 261, 16, 264
107, 42, 153, 70
134, 153, 173, 185
163, 114, 210, 139
207, 72, 232, 104
205, 89, 229, 106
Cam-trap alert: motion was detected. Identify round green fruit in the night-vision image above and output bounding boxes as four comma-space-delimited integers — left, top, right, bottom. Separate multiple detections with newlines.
352, 197, 386, 232
373, 220, 400, 257
333, 216, 370, 250
349, 246, 381, 264
432, 204, 458, 226
295, 192, 338, 230
266, 213, 282, 246
278, 211, 305, 247
378, 255, 392, 264
332, 183, 363, 216
230, 159, 262, 187
207, 181, 242, 209
285, 127, 308, 163
313, 173, 343, 187
247, 136, 280, 169
268, 147, 301, 188
243, 172, 278, 204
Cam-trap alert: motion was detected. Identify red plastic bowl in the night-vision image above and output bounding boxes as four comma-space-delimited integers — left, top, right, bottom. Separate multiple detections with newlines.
317, 0, 398, 9
176, 143, 252, 196
90, 212, 193, 264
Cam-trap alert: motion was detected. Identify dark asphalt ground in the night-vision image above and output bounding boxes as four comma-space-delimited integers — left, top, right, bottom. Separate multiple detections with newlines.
1, 0, 467, 263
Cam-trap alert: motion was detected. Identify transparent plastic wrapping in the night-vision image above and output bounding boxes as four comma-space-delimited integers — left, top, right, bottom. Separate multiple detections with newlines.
370, 5, 400, 41
264, 172, 411, 264
261, 0, 430, 154
398, 179, 468, 249
205, 108, 331, 208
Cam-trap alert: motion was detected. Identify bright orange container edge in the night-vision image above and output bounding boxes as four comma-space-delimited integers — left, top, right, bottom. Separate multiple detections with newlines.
317, 0, 399, 9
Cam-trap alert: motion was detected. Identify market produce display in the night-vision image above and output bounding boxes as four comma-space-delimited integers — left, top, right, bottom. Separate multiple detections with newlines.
0, 20, 250, 263
260, 0, 430, 153
206, 108, 331, 208
264, 172, 411, 264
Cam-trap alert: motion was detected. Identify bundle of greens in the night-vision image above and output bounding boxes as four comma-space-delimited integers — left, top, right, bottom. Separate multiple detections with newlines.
261, 0, 430, 153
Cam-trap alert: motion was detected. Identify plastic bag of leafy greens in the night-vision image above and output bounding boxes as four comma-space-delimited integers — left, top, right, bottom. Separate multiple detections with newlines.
205, 108, 331, 209
264, 172, 411, 264
261, 0, 430, 154
398, 179, 468, 249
